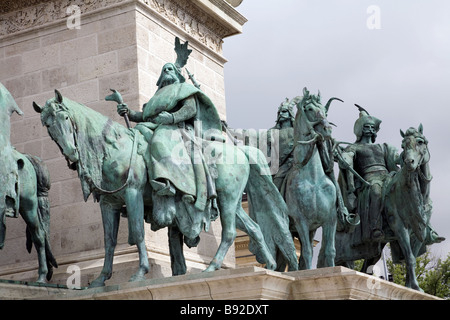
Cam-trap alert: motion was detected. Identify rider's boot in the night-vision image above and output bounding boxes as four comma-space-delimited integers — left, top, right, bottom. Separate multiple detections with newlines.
151, 179, 176, 196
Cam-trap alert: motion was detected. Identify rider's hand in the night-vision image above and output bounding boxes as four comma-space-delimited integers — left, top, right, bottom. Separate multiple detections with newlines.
117, 103, 129, 117
153, 111, 174, 125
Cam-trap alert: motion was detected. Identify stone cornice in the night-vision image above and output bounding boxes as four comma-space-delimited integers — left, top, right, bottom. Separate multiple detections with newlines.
137, 0, 246, 54
0, 0, 128, 36
0, 0, 247, 54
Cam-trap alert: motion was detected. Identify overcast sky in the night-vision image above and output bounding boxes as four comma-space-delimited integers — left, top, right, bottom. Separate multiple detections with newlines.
223, 0, 450, 262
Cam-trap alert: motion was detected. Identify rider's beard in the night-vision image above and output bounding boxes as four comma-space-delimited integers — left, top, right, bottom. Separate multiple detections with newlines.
159, 73, 178, 88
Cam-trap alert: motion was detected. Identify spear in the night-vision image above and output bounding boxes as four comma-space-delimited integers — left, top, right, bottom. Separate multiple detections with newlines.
185, 68, 201, 90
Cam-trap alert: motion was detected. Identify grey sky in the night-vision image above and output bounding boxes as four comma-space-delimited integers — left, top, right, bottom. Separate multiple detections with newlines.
223, 0, 450, 261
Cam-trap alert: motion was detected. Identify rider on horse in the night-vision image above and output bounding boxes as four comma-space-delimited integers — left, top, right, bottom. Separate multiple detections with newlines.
338, 106, 444, 246
116, 46, 223, 227
337, 106, 400, 244
270, 98, 296, 191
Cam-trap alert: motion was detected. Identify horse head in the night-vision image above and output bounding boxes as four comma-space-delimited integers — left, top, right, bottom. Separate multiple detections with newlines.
33, 90, 79, 166
0, 83, 23, 117
295, 87, 343, 140
400, 124, 430, 172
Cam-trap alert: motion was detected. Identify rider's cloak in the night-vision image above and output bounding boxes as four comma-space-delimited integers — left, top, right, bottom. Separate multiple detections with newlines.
142, 82, 222, 211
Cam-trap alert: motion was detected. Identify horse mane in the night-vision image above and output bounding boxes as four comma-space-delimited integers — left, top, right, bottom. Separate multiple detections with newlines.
401, 126, 432, 201
293, 91, 322, 140
402, 126, 426, 140
46, 96, 131, 201
394, 126, 431, 240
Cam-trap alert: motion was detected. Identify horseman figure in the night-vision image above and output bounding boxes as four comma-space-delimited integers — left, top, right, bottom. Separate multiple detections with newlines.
116, 38, 223, 230
270, 98, 296, 190
337, 105, 400, 244
337, 105, 444, 249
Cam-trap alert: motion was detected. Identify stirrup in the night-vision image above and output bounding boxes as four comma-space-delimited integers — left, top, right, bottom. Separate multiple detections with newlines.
151, 179, 176, 196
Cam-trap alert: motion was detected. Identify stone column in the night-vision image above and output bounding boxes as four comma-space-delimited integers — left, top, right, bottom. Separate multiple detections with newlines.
0, 0, 246, 286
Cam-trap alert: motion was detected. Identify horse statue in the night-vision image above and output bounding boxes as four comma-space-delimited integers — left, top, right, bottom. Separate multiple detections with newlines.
283, 87, 356, 269
0, 83, 57, 283
33, 89, 298, 287
335, 124, 444, 291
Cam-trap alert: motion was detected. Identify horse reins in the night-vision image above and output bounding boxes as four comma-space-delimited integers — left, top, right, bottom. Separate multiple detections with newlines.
67, 111, 138, 196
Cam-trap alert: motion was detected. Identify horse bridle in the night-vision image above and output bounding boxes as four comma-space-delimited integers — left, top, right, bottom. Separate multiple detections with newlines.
401, 134, 432, 182
53, 103, 138, 195
294, 102, 331, 168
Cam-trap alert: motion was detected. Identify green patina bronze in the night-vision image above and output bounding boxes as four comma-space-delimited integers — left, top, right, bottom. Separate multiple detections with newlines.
19, 32, 443, 292
271, 98, 296, 190
0, 83, 57, 283
225, 97, 296, 191
335, 105, 445, 291
282, 88, 356, 270
34, 37, 298, 287
224, 91, 358, 271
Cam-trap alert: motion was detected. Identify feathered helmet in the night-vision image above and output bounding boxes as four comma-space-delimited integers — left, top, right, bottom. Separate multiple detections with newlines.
156, 37, 192, 89
275, 98, 295, 127
353, 104, 382, 143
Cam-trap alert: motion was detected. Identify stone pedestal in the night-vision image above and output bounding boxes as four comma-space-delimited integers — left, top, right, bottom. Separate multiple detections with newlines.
0, 0, 246, 287
1, 266, 438, 300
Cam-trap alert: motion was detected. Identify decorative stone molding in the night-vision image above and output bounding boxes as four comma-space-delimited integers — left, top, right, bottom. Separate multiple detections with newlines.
138, 0, 247, 53
21, 266, 442, 300
0, 0, 127, 36
0, 0, 247, 55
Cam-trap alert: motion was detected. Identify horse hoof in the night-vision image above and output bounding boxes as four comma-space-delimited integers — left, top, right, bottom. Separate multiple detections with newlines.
129, 270, 148, 282
129, 274, 146, 282
410, 284, 424, 292
203, 265, 218, 272
36, 277, 47, 284
89, 279, 106, 288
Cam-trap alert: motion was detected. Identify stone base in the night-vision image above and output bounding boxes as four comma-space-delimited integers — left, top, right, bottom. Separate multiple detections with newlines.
287, 267, 441, 300
2, 266, 438, 300
0, 280, 68, 300
0, 241, 234, 288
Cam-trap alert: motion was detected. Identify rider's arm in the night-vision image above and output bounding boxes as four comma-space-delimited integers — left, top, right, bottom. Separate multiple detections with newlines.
128, 109, 144, 123
172, 96, 197, 124
117, 103, 144, 122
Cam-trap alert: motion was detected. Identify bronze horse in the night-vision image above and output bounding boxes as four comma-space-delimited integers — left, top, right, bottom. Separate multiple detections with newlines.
335, 125, 443, 291
33, 90, 298, 287
0, 83, 57, 283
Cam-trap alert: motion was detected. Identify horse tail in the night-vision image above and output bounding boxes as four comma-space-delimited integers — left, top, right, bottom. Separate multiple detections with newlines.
239, 145, 298, 271
25, 155, 58, 279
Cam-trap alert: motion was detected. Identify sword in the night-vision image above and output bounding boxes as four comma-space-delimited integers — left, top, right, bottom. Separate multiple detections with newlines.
333, 141, 370, 187
105, 89, 131, 129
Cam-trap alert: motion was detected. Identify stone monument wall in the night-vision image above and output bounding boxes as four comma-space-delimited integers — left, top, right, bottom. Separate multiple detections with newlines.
0, 0, 246, 286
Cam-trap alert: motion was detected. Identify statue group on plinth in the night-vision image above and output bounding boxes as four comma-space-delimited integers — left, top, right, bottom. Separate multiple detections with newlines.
0, 37, 444, 292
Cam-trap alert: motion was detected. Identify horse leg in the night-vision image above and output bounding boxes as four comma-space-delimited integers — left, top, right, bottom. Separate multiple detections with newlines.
89, 200, 121, 288
299, 230, 315, 270
125, 188, 149, 282
168, 226, 186, 276
235, 206, 277, 270
360, 255, 381, 273
20, 206, 48, 283
396, 227, 422, 291
204, 190, 239, 272
318, 218, 337, 268
204, 214, 236, 272
294, 217, 313, 270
